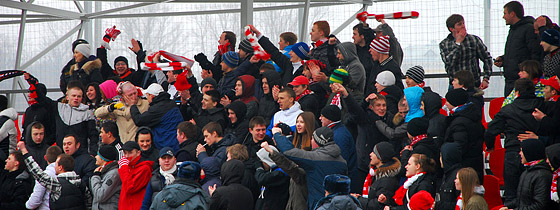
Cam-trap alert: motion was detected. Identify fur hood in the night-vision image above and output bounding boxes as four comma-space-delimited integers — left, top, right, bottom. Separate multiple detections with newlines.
70, 57, 102, 75
375, 157, 401, 179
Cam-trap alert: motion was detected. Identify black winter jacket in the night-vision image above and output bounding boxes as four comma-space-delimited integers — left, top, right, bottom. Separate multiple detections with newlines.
362, 158, 401, 210
195, 107, 227, 130
72, 148, 97, 190
0, 168, 33, 210
389, 174, 435, 210
421, 89, 446, 146
254, 166, 290, 210
502, 17, 543, 81
210, 160, 254, 210
434, 143, 463, 210
504, 162, 554, 210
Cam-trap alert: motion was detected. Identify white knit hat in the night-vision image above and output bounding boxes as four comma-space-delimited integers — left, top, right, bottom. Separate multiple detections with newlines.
74, 43, 91, 58
376, 71, 396, 87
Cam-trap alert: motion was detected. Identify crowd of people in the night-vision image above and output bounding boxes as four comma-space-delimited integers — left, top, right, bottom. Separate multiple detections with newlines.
1, 0, 560, 209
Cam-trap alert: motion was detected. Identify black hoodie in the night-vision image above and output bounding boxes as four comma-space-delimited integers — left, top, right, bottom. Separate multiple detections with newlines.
434, 143, 462, 210
258, 70, 281, 126
209, 160, 254, 210
422, 89, 446, 146
24, 121, 50, 169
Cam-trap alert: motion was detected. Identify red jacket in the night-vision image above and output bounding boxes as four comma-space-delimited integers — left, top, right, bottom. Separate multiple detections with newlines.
118, 156, 153, 210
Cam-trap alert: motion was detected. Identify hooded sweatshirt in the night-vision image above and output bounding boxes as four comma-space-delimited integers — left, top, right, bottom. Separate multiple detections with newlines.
403, 86, 425, 122
24, 121, 49, 169
0, 107, 18, 154
210, 159, 254, 210
336, 42, 366, 93
258, 70, 281, 125
266, 102, 304, 137
421, 89, 446, 146
200, 157, 222, 195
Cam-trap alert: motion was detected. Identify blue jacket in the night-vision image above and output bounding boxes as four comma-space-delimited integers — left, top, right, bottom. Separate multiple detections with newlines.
274, 133, 347, 209
198, 134, 236, 166
330, 123, 357, 178
131, 92, 183, 151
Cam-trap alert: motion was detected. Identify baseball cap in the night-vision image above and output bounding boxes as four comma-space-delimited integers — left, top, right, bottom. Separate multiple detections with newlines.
142, 83, 164, 96
159, 147, 175, 158
122, 141, 141, 151
287, 75, 309, 87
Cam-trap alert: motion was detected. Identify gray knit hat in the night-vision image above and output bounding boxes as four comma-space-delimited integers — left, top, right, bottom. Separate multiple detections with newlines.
313, 127, 334, 147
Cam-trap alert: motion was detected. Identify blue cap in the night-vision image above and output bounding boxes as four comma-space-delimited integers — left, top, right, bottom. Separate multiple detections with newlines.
158, 147, 174, 158
291, 42, 309, 60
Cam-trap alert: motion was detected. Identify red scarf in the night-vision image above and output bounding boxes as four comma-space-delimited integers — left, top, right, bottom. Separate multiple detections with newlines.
379, 91, 388, 96
393, 172, 426, 205
296, 89, 312, 101
113, 69, 132, 79
552, 168, 560, 201
418, 82, 425, 88
455, 195, 463, 210
362, 167, 375, 197
218, 42, 231, 55
549, 95, 560, 102
330, 93, 341, 109
313, 40, 324, 49
524, 159, 544, 167
410, 134, 428, 147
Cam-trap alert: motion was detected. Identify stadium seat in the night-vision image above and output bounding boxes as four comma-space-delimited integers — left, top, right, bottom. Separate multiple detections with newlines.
488, 97, 505, 120
483, 175, 503, 209
488, 148, 505, 186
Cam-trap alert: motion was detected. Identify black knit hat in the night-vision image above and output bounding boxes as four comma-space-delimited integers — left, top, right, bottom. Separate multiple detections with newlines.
313, 127, 334, 147
114, 56, 129, 67
521, 138, 546, 162
321, 105, 341, 122
323, 174, 351, 194
178, 161, 201, 180
226, 101, 247, 122
407, 117, 429, 137
98, 145, 118, 161
406, 66, 425, 84
239, 39, 254, 53
201, 78, 217, 89
373, 142, 395, 163
445, 88, 469, 106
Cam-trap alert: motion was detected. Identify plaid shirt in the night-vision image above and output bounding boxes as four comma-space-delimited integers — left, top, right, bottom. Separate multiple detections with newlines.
24, 154, 82, 201
439, 33, 493, 81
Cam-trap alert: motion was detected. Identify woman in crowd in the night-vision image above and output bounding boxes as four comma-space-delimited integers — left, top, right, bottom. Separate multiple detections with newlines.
455, 167, 488, 210
293, 112, 315, 151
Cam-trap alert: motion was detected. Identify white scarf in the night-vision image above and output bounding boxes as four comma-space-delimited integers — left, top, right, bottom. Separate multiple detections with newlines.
160, 165, 177, 185
404, 172, 425, 189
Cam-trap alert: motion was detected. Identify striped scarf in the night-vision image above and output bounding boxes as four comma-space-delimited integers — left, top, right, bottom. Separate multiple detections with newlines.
552, 168, 560, 202
296, 89, 313, 101
524, 159, 544, 167
410, 134, 428, 147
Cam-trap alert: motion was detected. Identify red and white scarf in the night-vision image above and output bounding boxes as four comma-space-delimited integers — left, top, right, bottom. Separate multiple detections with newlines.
455, 195, 463, 210
330, 93, 342, 109
552, 168, 560, 202
362, 167, 376, 198
296, 89, 313, 101
356, 11, 419, 23
244, 26, 271, 60
524, 159, 544, 167
410, 134, 428, 147
393, 172, 426, 205
141, 50, 194, 71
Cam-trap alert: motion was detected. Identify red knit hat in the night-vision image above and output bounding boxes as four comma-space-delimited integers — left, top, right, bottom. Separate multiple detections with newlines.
370, 35, 390, 54
541, 76, 560, 92
174, 72, 192, 91
408, 190, 434, 210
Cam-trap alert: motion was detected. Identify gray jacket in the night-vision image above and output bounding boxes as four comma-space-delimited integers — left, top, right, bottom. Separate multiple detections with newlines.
336, 42, 366, 96
90, 161, 121, 210
269, 151, 308, 210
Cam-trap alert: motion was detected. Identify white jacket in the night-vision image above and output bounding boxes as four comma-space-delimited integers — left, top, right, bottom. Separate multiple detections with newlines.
26, 163, 56, 210
0, 107, 18, 154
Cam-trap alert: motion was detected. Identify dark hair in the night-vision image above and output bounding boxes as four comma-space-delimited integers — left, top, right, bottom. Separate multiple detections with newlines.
85, 82, 103, 108
249, 116, 267, 129
10, 151, 24, 167
279, 88, 296, 101
63, 134, 79, 144
411, 153, 436, 174
135, 127, 153, 142
101, 121, 120, 140
223, 31, 237, 51
204, 90, 221, 104
67, 80, 84, 93
259, 63, 275, 72
177, 121, 198, 140
280, 32, 297, 45
504, 1, 524, 18
313, 21, 330, 37
57, 154, 75, 172
352, 23, 366, 35
514, 78, 535, 95
226, 144, 249, 161
453, 70, 475, 89
46, 146, 63, 163
0, 95, 7, 111
519, 60, 542, 80
446, 14, 464, 32
31, 122, 44, 130
203, 122, 223, 137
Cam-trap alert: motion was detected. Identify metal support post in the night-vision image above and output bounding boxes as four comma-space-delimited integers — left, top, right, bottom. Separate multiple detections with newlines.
299, 0, 311, 43
241, 0, 253, 35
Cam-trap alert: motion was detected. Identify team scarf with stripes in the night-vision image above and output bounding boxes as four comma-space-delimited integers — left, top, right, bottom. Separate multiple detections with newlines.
296, 89, 313, 101
330, 93, 342, 109
455, 195, 463, 210
524, 159, 544, 167
243, 26, 271, 60
356, 11, 419, 23
140, 50, 194, 71
393, 172, 426, 205
362, 167, 376, 198
552, 168, 560, 202
410, 134, 428, 147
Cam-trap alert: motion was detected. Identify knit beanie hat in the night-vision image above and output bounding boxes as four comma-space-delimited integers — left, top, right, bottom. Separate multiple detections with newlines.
291, 42, 310, 60
178, 161, 202, 180
376, 71, 396, 87
72, 39, 88, 52
201, 77, 217, 89
114, 56, 129, 67
541, 29, 560, 47
329, 68, 350, 85
98, 145, 118, 161
373, 142, 396, 163
520, 138, 546, 162
222, 51, 239, 68
406, 66, 425, 84
257, 146, 279, 168
226, 101, 247, 122
370, 35, 390, 54
174, 72, 192, 91
408, 190, 434, 210
445, 88, 469, 106
323, 174, 351, 194
407, 117, 429, 137
313, 126, 334, 147
74, 43, 91, 58
321, 105, 341, 122
239, 39, 255, 53
99, 80, 118, 100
